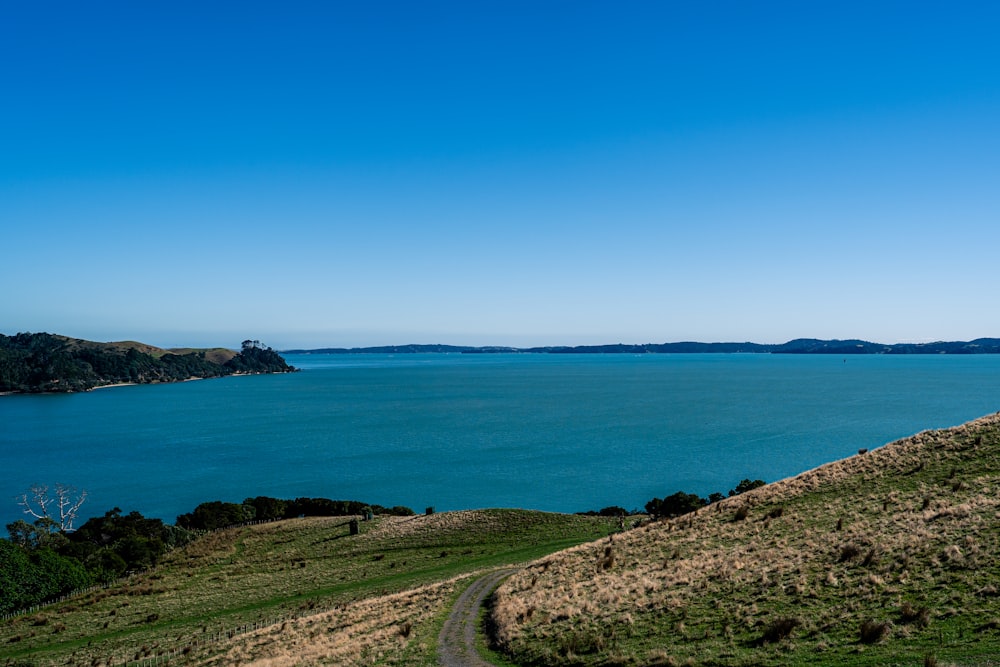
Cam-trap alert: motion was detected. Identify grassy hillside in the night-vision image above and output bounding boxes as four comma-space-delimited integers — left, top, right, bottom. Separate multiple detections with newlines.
5, 415, 1000, 667
58, 337, 237, 364
491, 413, 1000, 666
0, 510, 613, 666
57, 337, 173, 358
167, 347, 238, 364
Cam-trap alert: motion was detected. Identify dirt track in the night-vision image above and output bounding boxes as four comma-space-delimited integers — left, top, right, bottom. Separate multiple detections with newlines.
438, 568, 518, 667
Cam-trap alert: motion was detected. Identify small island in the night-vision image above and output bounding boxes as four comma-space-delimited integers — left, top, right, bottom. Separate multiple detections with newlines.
0, 334, 296, 394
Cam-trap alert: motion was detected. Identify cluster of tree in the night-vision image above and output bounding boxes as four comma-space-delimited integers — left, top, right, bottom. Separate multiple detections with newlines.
224, 340, 297, 374
644, 478, 766, 519
0, 333, 296, 393
177, 496, 416, 530
1, 508, 195, 614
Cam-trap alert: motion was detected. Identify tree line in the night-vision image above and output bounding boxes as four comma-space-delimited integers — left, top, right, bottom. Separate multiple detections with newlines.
176, 496, 415, 531
579, 479, 768, 521
644, 478, 766, 519
1, 494, 415, 615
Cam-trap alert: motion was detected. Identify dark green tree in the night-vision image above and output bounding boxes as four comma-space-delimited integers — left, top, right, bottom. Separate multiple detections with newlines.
176, 501, 256, 531
729, 478, 767, 497
645, 491, 706, 518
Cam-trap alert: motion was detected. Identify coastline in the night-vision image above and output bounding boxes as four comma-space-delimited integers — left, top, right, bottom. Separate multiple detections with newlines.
0, 372, 292, 396
89, 382, 138, 391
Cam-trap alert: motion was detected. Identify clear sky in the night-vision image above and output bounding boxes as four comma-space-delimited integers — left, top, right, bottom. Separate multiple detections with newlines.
3, 2, 999, 349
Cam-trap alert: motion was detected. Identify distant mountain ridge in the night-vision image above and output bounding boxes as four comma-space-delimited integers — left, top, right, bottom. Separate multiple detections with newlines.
283, 338, 1000, 355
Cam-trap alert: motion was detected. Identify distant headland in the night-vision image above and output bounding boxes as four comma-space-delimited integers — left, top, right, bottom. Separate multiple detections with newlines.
284, 337, 1000, 355
0, 333, 296, 394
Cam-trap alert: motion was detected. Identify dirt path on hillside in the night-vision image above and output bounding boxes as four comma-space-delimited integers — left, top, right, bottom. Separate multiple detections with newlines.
438, 568, 518, 667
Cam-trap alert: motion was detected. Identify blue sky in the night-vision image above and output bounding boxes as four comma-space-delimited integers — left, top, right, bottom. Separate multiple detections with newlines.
3, 2, 999, 349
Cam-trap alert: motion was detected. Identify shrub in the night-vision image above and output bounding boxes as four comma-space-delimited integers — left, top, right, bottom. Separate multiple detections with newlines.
176, 501, 255, 531
645, 492, 705, 519
728, 479, 766, 497
900, 601, 931, 628
242, 496, 288, 521
599, 545, 616, 570
839, 543, 863, 562
859, 620, 891, 644
758, 617, 800, 645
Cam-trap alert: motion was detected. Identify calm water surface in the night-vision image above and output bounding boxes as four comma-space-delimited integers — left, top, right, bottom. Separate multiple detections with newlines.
2, 353, 999, 527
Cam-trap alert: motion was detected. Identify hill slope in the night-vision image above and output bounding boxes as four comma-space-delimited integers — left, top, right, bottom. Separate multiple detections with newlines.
491, 413, 1000, 666
0, 510, 612, 667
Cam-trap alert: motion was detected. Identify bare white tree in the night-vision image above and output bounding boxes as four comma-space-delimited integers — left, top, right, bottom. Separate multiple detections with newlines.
17, 483, 88, 532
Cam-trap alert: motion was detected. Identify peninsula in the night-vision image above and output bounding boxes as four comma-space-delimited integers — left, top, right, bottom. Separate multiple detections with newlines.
0, 334, 296, 394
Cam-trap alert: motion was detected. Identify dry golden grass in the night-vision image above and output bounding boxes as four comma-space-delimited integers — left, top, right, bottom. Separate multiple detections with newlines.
491, 412, 1000, 665
189, 573, 481, 667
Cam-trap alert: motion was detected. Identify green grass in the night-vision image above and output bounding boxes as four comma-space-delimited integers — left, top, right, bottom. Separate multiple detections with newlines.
0, 509, 614, 666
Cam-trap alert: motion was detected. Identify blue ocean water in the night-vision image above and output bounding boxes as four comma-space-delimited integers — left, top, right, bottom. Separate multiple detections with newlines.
2, 353, 1000, 528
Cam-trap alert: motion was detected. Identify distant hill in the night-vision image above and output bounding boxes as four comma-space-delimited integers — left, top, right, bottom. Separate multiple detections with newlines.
0, 333, 296, 393
285, 338, 1000, 355
774, 337, 1000, 354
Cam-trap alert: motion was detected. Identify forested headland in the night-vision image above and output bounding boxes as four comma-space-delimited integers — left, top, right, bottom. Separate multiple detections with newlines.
0, 334, 295, 393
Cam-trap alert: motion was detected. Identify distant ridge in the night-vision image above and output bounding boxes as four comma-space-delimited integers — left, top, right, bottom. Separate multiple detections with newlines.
283, 338, 1000, 355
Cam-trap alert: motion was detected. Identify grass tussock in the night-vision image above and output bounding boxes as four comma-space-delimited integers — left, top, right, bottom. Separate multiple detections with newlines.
859, 619, 891, 644
757, 616, 800, 645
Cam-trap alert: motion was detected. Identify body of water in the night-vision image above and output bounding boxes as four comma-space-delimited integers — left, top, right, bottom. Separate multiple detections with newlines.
2, 353, 1000, 528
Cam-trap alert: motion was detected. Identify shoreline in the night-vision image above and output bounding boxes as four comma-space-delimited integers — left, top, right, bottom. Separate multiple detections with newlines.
2, 370, 298, 396
89, 382, 138, 391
